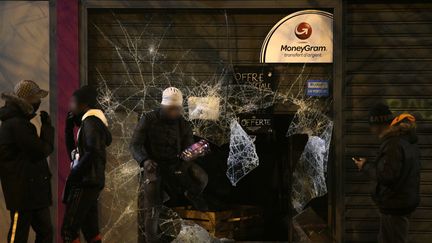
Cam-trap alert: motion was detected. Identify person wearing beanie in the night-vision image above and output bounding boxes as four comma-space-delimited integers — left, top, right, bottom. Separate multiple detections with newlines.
353, 103, 420, 243
61, 85, 112, 243
0, 80, 54, 243
130, 87, 208, 243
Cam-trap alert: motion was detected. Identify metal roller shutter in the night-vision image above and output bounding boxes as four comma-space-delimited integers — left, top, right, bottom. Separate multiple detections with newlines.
87, 9, 332, 114
345, 3, 432, 242
86, 7, 334, 242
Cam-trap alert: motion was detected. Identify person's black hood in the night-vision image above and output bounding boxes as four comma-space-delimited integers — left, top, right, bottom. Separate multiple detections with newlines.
0, 93, 35, 121
81, 109, 112, 146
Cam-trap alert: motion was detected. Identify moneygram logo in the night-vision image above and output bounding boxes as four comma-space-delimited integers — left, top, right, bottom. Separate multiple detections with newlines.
295, 22, 312, 40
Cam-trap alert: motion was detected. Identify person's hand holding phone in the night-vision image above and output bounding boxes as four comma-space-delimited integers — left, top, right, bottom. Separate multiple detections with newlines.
352, 157, 367, 171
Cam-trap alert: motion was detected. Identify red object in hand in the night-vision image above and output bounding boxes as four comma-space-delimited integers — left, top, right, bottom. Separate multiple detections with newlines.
180, 139, 211, 161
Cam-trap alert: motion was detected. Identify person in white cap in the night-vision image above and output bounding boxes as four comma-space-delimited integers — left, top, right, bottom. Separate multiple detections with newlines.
130, 87, 208, 243
0, 80, 54, 243
161, 86, 183, 109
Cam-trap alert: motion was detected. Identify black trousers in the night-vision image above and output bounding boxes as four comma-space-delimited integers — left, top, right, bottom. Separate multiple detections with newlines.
138, 161, 208, 243
7, 207, 53, 243
378, 213, 411, 243
61, 187, 102, 243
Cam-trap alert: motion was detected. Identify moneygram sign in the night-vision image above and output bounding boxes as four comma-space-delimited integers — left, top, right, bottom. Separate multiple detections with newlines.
260, 10, 333, 63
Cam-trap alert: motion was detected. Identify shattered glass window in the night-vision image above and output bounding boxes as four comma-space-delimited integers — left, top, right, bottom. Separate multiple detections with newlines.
88, 10, 333, 242
287, 99, 333, 212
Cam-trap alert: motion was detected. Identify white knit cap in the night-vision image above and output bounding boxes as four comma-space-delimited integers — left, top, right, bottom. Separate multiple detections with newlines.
161, 87, 183, 107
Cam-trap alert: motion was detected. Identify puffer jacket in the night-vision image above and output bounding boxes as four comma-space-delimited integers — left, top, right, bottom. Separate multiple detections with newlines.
68, 109, 112, 188
0, 93, 54, 210
362, 118, 421, 215
130, 109, 194, 166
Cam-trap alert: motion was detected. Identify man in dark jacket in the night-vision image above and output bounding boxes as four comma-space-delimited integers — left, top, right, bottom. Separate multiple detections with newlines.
353, 103, 420, 243
0, 80, 54, 243
130, 87, 208, 243
61, 86, 112, 243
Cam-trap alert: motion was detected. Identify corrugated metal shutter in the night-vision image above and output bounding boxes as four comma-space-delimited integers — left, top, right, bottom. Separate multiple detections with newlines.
345, 3, 432, 242
86, 8, 334, 241
87, 9, 332, 114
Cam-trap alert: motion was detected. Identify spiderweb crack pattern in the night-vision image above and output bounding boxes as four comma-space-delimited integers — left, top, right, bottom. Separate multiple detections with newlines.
137, 205, 218, 242
171, 221, 216, 243
287, 99, 333, 212
226, 119, 260, 186
90, 12, 332, 241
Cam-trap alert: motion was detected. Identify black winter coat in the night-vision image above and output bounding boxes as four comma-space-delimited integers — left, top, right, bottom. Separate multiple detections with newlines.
362, 121, 421, 215
130, 109, 194, 166
0, 93, 54, 210
68, 110, 112, 188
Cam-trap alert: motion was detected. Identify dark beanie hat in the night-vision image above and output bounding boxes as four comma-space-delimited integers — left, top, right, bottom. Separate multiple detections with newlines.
369, 103, 393, 125
73, 85, 98, 108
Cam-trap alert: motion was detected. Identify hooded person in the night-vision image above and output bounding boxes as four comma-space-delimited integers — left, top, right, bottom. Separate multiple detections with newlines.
61, 85, 112, 243
353, 103, 420, 243
0, 80, 54, 243
130, 87, 208, 243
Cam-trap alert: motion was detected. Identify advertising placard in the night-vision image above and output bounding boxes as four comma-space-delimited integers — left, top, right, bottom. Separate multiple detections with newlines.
306, 80, 330, 97
260, 10, 333, 63
238, 113, 273, 134
233, 65, 274, 92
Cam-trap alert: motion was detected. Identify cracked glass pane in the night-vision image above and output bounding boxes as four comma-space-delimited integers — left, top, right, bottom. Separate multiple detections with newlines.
226, 119, 260, 186
287, 100, 333, 212
90, 11, 330, 241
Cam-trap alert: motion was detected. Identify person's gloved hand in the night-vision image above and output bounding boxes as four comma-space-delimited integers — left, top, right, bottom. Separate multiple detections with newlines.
40, 111, 51, 125
143, 159, 157, 173
142, 160, 158, 184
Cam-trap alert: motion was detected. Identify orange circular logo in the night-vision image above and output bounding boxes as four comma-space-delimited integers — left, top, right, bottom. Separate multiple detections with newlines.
295, 22, 312, 40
